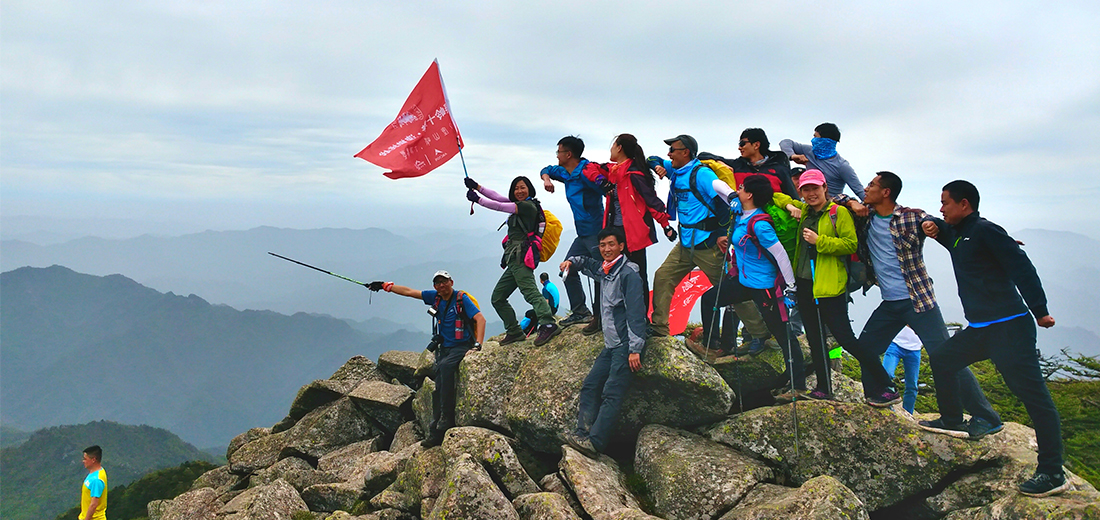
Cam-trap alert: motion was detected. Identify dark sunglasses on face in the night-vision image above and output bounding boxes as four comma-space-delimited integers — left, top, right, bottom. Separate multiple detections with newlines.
669, 146, 688, 153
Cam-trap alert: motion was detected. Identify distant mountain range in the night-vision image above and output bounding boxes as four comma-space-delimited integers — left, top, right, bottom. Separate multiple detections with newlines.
0, 265, 430, 447
0, 420, 216, 520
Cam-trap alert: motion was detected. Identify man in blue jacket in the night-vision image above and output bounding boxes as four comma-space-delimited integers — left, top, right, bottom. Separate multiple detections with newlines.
560, 227, 647, 457
922, 180, 1066, 497
541, 136, 607, 333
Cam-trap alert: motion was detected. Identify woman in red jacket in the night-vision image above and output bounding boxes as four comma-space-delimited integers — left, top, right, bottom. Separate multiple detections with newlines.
588, 134, 676, 320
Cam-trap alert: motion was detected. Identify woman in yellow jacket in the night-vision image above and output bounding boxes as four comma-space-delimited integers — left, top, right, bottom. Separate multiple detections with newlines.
774, 170, 900, 407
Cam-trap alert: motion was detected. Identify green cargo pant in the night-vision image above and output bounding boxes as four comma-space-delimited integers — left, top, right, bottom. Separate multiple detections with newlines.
493, 252, 554, 336
650, 242, 769, 339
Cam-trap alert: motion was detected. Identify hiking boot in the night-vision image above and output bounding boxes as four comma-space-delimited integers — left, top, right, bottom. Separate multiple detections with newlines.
966, 417, 1005, 441
560, 312, 592, 328
1018, 471, 1070, 497
734, 337, 766, 356
763, 336, 780, 351
565, 433, 599, 459
581, 318, 602, 336
774, 388, 805, 403
806, 389, 834, 401
865, 390, 902, 408
499, 332, 525, 346
917, 418, 970, 438
533, 323, 561, 346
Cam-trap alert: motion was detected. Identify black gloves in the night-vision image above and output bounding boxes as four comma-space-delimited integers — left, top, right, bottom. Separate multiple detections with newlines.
367, 281, 385, 292
466, 189, 480, 202
664, 226, 678, 242
464, 177, 479, 190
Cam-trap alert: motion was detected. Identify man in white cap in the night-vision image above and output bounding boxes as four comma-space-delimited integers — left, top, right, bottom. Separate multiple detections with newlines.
369, 271, 485, 446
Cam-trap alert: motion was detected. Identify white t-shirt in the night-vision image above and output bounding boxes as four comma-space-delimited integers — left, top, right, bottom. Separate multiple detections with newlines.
892, 326, 922, 351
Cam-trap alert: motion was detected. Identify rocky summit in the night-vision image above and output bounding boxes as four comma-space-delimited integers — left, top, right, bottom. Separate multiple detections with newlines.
150, 328, 1099, 520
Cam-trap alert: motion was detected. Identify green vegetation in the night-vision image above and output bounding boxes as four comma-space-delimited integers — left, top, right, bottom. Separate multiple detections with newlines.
51, 460, 217, 520
0, 420, 217, 520
0, 425, 31, 448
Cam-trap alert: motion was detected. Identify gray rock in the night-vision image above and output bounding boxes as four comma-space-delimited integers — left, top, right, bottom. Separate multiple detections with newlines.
426, 453, 520, 520
189, 465, 245, 494
146, 499, 169, 520
317, 438, 382, 481
634, 424, 775, 520
413, 378, 435, 435
155, 487, 220, 520
513, 492, 583, 520
219, 478, 309, 518
370, 446, 448, 515
229, 429, 291, 474
441, 426, 541, 499
323, 513, 380, 520
942, 488, 1100, 519
461, 331, 733, 453
413, 349, 435, 379
251, 456, 342, 492
378, 350, 423, 386
301, 482, 365, 513
558, 445, 640, 520
606, 509, 665, 520
227, 427, 272, 460
703, 401, 999, 510
331, 355, 388, 382
719, 475, 869, 520
389, 421, 423, 452
539, 472, 586, 519
281, 397, 381, 462
273, 379, 359, 433
347, 380, 414, 434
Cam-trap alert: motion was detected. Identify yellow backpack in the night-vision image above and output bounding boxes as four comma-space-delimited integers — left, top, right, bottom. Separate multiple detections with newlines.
699, 158, 738, 190
539, 209, 563, 262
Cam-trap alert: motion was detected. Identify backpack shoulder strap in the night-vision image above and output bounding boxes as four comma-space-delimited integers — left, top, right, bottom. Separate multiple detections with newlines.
687, 164, 715, 215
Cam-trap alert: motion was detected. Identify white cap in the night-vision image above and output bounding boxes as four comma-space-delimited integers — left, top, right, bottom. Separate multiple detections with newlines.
432, 270, 452, 282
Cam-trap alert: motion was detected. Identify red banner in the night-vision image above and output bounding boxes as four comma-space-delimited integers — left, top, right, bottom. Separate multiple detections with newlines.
648, 269, 713, 335
355, 60, 463, 179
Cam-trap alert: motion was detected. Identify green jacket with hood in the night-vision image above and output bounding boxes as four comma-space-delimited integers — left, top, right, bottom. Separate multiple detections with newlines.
773, 193, 858, 298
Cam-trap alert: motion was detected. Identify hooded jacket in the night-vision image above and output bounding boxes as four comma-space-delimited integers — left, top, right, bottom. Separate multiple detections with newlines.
773, 193, 858, 298
584, 160, 671, 252
567, 254, 648, 354
699, 150, 798, 199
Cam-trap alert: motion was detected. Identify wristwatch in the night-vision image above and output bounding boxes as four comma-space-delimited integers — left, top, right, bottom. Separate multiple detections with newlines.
472, 342, 482, 351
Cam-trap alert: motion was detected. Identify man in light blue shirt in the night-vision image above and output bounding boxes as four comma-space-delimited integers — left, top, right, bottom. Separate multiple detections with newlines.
780, 122, 864, 200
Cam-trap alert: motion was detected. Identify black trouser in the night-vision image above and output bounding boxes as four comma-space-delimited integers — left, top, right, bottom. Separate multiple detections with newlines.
796, 278, 893, 397
930, 316, 1063, 474
626, 247, 649, 318
700, 275, 753, 349
707, 278, 804, 389
432, 343, 472, 433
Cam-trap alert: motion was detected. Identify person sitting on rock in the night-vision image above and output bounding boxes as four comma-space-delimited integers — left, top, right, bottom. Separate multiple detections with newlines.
520, 272, 560, 336
559, 227, 648, 458
368, 271, 486, 447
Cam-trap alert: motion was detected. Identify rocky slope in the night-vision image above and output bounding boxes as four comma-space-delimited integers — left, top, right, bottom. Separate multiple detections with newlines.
148, 328, 1100, 520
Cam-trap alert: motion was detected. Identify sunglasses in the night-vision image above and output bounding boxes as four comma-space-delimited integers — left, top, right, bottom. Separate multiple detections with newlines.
738, 140, 752, 147
668, 146, 689, 153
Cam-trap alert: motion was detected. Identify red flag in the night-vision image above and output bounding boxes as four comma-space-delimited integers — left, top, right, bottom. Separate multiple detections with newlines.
356, 60, 463, 179
648, 269, 713, 335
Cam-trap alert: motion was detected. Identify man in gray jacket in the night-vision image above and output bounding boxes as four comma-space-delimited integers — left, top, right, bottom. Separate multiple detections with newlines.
559, 227, 647, 457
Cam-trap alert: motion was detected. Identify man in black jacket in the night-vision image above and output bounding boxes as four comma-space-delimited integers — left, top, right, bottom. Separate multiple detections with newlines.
922, 180, 1066, 497
699, 128, 799, 199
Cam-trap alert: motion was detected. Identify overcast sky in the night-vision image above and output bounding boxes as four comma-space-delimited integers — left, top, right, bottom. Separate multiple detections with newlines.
3, 0, 1099, 240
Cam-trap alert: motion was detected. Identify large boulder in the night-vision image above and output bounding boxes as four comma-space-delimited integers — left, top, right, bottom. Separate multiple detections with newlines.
634, 424, 775, 520
301, 481, 365, 513
331, 355, 388, 382
460, 330, 733, 452
152, 487, 220, 520
280, 397, 381, 462
513, 492, 584, 520
539, 472, 586, 519
229, 429, 291, 474
371, 446, 448, 516
189, 465, 246, 494
227, 427, 271, 460
272, 379, 359, 433
718, 475, 869, 520
316, 438, 382, 481
441, 426, 541, 499
378, 350, 424, 386
426, 453, 520, 520
347, 380, 414, 434
558, 445, 641, 520
219, 478, 309, 518
413, 378, 435, 435
390, 421, 423, 452
251, 456, 342, 492
943, 489, 1100, 520
703, 401, 1005, 510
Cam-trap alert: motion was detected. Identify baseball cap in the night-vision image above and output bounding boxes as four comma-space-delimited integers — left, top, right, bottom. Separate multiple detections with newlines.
432, 270, 452, 282
663, 134, 698, 157
798, 169, 827, 189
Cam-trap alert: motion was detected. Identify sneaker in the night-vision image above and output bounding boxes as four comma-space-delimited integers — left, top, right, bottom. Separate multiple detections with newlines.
866, 390, 902, 408
917, 418, 970, 439
734, 337, 766, 356
498, 332, 525, 346
966, 417, 1005, 441
581, 318, 602, 336
560, 313, 592, 328
565, 433, 599, 459
806, 389, 834, 401
1018, 471, 1070, 497
533, 323, 561, 346
774, 388, 806, 403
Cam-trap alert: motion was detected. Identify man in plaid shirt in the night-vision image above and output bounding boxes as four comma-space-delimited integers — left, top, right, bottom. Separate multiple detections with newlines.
836, 171, 1001, 437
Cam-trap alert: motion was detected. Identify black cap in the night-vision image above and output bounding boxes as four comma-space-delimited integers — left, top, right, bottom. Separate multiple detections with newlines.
663, 134, 698, 157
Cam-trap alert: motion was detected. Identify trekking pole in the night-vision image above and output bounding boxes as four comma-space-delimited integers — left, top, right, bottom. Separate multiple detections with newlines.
268, 252, 369, 287
786, 313, 800, 463
810, 259, 832, 396
457, 140, 475, 215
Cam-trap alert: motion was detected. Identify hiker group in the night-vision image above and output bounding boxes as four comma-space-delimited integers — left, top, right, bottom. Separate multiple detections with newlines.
368, 124, 1069, 498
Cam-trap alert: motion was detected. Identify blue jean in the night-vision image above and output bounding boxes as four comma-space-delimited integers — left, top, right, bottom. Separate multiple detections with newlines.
882, 343, 920, 414
575, 346, 634, 453
563, 235, 601, 316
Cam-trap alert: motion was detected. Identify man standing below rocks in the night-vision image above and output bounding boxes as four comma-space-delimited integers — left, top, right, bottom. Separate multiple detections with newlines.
541, 136, 607, 333
79, 445, 108, 520
834, 172, 1002, 429
780, 122, 865, 201
369, 271, 486, 447
922, 180, 1067, 497
559, 228, 647, 457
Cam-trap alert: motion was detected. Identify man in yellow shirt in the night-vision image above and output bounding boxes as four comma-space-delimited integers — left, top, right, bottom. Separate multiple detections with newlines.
80, 445, 107, 520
